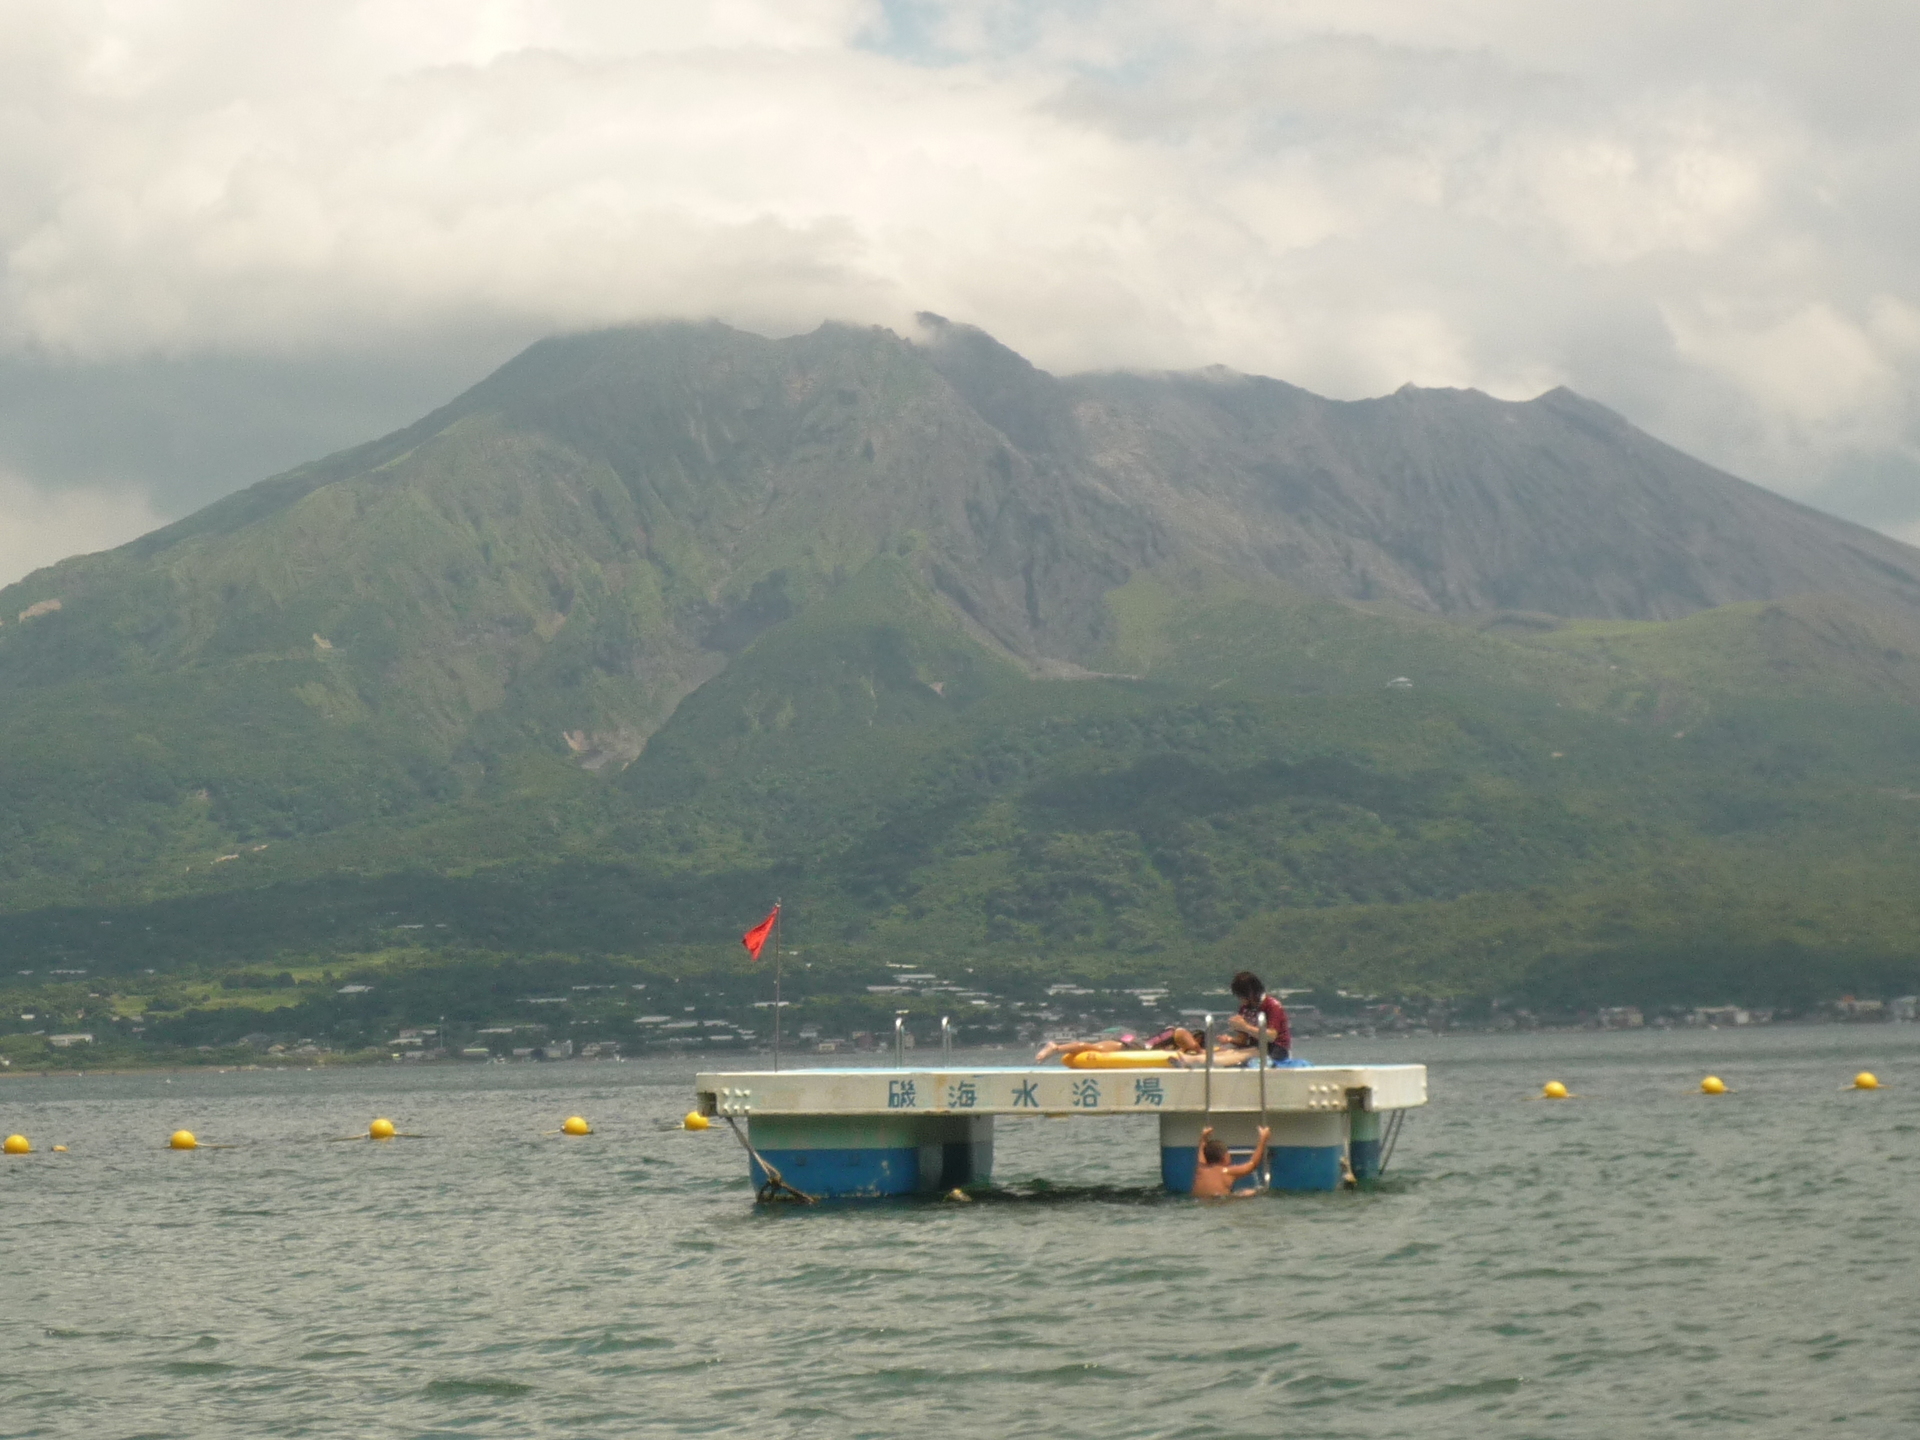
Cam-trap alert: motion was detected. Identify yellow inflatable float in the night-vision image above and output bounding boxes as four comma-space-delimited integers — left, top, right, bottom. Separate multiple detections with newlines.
1063, 1050, 1174, 1069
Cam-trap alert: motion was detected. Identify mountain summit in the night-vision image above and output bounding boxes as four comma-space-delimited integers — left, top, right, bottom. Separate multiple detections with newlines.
18, 317, 1920, 686
913, 314, 1920, 626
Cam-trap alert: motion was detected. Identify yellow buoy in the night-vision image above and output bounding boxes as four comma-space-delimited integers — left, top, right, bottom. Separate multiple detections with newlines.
52, 1145, 67, 1152
1701, 1075, 1727, 1094
1541, 1080, 1570, 1100
369, 1118, 397, 1139
3, 1133, 29, 1155
683, 1111, 710, 1131
1853, 1072, 1882, 1090
169, 1129, 199, 1150
561, 1115, 592, 1136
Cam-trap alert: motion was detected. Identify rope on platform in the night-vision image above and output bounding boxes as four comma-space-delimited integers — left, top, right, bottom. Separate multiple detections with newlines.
1377, 1109, 1406, 1177
723, 1116, 816, 1204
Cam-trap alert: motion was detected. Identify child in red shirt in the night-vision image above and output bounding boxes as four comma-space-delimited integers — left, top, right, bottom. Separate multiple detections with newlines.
1221, 970, 1291, 1060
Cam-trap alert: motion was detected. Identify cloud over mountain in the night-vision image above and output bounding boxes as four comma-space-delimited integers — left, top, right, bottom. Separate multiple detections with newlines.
1, 0, 1917, 578
0, 470, 160, 590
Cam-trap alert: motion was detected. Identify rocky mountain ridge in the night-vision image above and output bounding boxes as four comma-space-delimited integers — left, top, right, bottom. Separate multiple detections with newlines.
1, 317, 1918, 1018
14, 315, 1920, 686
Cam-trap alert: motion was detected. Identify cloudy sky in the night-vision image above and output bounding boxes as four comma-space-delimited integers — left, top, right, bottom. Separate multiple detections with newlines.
3, 0, 1917, 585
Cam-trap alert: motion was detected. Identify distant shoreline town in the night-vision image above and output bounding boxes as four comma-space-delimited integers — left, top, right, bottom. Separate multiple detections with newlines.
5, 963, 1914, 1074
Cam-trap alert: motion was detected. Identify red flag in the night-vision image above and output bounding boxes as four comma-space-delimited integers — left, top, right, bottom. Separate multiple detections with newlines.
741, 904, 779, 961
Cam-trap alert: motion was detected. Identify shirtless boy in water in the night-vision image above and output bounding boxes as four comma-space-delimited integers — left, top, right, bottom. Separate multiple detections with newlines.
1191, 1124, 1271, 1198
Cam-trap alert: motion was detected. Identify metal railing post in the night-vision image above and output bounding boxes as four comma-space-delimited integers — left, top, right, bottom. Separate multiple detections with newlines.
1257, 1018, 1271, 1191
1202, 1014, 1214, 1122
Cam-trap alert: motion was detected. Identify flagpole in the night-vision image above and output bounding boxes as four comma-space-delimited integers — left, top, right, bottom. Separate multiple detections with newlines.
772, 898, 782, 1073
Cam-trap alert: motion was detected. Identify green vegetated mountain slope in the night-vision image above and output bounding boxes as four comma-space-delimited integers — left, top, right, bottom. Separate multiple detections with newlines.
3, 317, 1920, 1014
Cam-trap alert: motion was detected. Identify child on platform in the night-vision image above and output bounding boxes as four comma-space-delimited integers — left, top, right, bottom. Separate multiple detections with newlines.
1034, 1030, 1140, 1063
1035, 1025, 1205, 1063
1218, 970, 1291, 1061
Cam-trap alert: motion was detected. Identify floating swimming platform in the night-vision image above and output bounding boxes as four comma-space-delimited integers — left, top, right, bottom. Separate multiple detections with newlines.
693, 1060, 1427, 1199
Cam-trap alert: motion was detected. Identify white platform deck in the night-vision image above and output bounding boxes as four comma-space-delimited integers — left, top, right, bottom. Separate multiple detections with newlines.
695, 1061, 1427, 1119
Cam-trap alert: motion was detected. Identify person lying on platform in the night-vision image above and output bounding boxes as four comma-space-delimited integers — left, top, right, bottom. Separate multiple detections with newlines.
1215, 970, 1292, 1062
1034, 1028, 1140, 1063
1142, 1024, 1205, 1055
1168, 1044, 1258, 1068
1034, 1025, 1204, 1063
1192, 1124, 1271, 1198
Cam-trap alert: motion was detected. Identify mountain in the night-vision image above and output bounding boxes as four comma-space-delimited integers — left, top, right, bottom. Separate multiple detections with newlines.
914, 314, 1920, 625
17, 317, 1920, 690
3, 317, 1919, 1056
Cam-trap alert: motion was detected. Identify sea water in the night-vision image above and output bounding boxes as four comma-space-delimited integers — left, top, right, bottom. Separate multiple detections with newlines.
3, 1025, 1917, 1439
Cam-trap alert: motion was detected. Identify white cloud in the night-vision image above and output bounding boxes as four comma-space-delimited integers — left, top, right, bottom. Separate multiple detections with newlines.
1669, 301, 1899, 433
0, 471, 164, 589
0, 0, 1917, 567
1465, 108, 1777, 266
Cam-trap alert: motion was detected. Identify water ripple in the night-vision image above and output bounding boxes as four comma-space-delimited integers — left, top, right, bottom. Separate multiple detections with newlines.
4, 1029, 1917, 1437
